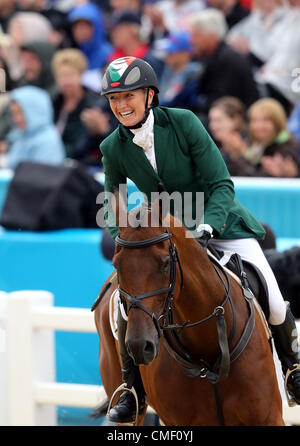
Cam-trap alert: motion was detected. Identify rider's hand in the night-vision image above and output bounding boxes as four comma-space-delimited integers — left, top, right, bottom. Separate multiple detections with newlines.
196, 224, 213, 250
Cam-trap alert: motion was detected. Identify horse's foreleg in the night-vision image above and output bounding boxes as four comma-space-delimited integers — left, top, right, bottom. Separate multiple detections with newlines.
95, 302, 147, 426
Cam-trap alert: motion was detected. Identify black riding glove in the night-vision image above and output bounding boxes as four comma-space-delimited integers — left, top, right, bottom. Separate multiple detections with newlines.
196, 224, 213, 250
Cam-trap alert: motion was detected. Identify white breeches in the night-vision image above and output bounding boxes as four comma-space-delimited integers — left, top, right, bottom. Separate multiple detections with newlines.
209, 237, 287, 325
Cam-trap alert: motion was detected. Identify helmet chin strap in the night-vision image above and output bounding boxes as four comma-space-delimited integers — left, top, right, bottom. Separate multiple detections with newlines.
124, 88, 151, 130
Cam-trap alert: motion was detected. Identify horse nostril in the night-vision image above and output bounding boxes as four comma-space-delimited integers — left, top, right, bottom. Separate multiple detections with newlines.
144, 340, 155, 356
125, 337, 158, 365
126, 343, 132, 358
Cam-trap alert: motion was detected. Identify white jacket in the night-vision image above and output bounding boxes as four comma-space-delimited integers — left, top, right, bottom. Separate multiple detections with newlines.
256, 8, 300, 105
228, 7, 288, 63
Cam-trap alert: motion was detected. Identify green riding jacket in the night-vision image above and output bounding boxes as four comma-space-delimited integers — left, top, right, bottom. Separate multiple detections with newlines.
100, 106, 265, 241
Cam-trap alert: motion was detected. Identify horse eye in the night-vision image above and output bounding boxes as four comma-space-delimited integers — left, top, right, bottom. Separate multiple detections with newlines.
161, 256, 170, 272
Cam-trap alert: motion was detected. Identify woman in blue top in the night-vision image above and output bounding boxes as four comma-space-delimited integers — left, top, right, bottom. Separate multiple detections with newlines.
4, 86, 65, 169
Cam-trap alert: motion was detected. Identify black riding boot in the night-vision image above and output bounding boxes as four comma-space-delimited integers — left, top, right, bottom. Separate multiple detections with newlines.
270, 303, 300, 405
108, 309, 146, 423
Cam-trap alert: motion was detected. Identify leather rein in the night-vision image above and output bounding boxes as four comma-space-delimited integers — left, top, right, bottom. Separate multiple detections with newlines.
115, 229, 255, 388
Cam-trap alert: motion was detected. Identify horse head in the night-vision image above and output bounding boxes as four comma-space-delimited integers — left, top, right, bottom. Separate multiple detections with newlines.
111, 188, 184, 366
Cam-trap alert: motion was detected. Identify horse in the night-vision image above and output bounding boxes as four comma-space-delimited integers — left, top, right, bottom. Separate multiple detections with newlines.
93, 192, 284, 426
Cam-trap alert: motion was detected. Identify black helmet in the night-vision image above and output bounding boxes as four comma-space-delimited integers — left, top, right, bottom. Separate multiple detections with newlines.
101, 56, 159, 99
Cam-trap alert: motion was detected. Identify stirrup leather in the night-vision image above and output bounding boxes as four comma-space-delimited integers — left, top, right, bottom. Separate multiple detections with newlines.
107, 383, 139, 425
284, 364, 300, 407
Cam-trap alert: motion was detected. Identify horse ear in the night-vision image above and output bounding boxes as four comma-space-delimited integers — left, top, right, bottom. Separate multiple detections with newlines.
157, 183, 164, 225
157, 182, 165, 195
112, 186, 127, 229
152, 182, 168, 227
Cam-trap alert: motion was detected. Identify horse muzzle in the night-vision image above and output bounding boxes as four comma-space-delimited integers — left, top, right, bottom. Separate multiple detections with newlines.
126, 334, 159, 366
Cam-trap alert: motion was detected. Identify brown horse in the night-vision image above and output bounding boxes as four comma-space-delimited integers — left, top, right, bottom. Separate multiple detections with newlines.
94, 194, 284, 426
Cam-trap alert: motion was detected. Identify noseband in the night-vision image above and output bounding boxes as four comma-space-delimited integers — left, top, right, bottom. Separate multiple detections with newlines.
115, 230, 184, 337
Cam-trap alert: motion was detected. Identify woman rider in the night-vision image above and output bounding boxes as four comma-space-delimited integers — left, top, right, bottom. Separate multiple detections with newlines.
100, 57, 300, 423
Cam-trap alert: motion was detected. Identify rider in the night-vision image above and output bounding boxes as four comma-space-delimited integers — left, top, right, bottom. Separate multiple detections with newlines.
100, 56, 300, 423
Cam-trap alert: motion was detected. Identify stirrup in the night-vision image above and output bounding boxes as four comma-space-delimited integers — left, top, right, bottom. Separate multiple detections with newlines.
106, 383, 139, 425
284, 364, 300, 407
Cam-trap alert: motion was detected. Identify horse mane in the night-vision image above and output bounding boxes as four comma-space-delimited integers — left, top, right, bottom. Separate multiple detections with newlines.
114, 188, 198, 247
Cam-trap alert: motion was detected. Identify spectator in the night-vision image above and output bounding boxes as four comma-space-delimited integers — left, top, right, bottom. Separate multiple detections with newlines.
15, 0, 76, 49
255, 0, 300, 115
240, 0, 253, 9
0, 39, 57, 146
8, 11, 52, 44
227, 0, 288, 70
157, 31, 202, 107
248, 98, 299, 177
208, 96, 248, 171
108, 9, 164, 80
143, 0, 205, 37
0, 31, 13, 145
0, 27, 12, 77
0, 54, 15, 91
206, 0, 250, 28
18, 40, 58, 98
45, 9, 75, 50
189, 8, 259, 124
68, 2, 112, 89
288, 101, 300, 148
49, 0, 78, 12
224, 98, 299, 177
0, 0, 18, 33
3, 11, 53, 81
109, 0, 142, 13
51, 48, 116, 167
0, 55, 16, 143
1, 86, 65, 169
110, 0, 153, 42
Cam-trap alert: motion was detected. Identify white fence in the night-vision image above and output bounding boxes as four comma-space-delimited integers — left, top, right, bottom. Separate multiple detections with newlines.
0, 290, 300, 426
0, 290, 106, 426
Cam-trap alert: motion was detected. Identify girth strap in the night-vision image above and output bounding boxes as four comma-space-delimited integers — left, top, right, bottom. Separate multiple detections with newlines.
207, 308, 230, 384
230, 297, 255, 363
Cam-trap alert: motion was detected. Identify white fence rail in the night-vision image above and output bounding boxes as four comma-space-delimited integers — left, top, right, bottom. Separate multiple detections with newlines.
0, 290, 300, 426
0, 290, 106, 426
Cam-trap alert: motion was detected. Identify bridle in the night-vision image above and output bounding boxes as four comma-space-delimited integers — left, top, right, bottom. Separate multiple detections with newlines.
115, 229, 184, 337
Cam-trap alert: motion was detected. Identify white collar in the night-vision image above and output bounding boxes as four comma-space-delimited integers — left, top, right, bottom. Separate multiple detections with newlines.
130, 110, 154, 152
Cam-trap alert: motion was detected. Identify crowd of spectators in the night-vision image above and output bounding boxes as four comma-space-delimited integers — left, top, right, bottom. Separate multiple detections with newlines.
0, 0, 300, 177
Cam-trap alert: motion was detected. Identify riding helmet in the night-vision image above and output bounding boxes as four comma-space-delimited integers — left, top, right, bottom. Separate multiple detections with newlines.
101, 56, 159, 107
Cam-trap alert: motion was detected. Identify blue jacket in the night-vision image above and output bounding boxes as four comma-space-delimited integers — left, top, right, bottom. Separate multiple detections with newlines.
7, 86, 65, 169
68, 2, 112, 70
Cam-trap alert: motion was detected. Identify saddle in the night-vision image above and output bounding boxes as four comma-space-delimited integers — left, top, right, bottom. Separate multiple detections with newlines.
207, 246, 270, 322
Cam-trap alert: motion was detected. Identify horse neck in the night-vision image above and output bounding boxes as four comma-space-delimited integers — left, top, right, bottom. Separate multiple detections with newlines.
176, 235, 225, 309
172, 235, 228, 357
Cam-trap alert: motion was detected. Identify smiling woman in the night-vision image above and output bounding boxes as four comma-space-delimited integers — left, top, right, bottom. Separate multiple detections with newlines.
101, 56, 159, 129
107, 89, 154, 127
